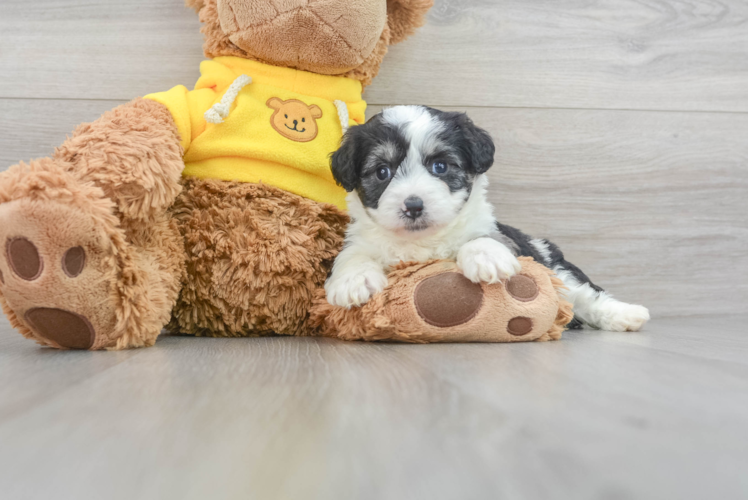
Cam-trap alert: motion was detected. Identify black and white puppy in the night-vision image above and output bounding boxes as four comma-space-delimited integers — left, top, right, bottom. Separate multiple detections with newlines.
326, 106, 649, 332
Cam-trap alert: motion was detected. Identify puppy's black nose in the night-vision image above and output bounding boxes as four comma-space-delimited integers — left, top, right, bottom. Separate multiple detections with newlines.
293, 119, 298, 126
403, 196, 424, 219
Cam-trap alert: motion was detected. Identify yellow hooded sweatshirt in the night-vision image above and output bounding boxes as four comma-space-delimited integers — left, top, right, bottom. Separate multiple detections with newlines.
145, 57, 366, 210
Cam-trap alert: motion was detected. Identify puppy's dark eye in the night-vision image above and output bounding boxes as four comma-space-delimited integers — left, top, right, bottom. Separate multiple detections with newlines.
376, 167, 392, 181
284, 114, 288, 119
302, 118, 306, 122
431, 161, 448, 175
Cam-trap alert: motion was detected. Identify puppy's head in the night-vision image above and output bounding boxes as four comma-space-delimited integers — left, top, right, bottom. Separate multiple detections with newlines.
331, 106, 495, 235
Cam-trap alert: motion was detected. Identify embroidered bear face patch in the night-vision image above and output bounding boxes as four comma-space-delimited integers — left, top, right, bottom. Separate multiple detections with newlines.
267, 98, 323, 142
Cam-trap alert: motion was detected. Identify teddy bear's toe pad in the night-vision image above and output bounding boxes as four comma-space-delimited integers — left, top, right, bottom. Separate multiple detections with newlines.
6, 237, 43, 281
506, 275, 539, 301
62, 247, 86, 278
25, 308, 95, 350
507, 316, 534, 336
414, 273, 483, 327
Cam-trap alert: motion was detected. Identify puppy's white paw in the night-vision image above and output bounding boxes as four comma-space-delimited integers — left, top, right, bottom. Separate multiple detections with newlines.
597, 302, 651, 332
325, 268, 388, 308
457, 238, 521, 284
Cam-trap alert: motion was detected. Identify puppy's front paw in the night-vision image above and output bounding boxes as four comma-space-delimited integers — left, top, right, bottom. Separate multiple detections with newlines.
325, 268, 388, 308
458, 238, 521, 284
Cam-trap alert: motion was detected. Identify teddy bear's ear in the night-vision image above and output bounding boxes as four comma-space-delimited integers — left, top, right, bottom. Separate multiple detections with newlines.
309, 105, 323, 119
386, 0, 434, 45
184, 0, 206, 13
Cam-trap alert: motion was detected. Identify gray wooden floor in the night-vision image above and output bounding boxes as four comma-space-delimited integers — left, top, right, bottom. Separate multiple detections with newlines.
2, 315, 748, 500
1, 0, 747, 498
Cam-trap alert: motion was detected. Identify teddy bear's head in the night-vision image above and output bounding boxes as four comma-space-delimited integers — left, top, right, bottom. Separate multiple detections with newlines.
185, 0, 433, 86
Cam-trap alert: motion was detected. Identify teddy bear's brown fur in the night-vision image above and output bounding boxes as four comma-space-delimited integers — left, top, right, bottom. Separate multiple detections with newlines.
0, 0, 434, 350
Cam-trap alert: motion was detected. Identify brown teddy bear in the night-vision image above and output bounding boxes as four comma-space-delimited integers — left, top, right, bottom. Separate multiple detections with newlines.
0, 0, 572, 350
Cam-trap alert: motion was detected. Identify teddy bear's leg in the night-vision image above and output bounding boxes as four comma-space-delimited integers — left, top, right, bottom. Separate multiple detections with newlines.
167, 178, 348, 337
0, 99, 185, 349
311, 258, 575, 343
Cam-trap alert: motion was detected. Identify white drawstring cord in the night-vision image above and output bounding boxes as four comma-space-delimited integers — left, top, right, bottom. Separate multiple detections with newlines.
334, 100, 350, 134
204, 74, 252, 124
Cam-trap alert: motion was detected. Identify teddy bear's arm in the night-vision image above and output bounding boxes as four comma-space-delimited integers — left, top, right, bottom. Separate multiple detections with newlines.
53, 98, 185, 221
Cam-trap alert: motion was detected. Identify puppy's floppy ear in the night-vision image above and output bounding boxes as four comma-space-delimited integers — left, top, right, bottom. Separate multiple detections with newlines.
387, 0, 434, 45
456, 113, 495, 174
331, 128, 365, 192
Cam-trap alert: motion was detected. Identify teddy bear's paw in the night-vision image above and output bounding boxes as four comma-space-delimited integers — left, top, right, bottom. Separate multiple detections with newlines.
457, 237, 521, 284
325, 268, 388, 309
0, 198, 122, 350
